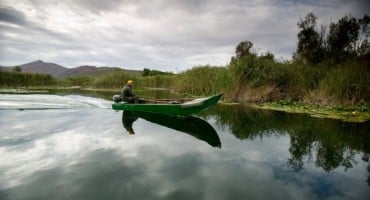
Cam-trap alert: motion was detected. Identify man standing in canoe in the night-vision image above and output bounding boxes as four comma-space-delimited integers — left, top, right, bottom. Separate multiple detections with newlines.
121, 80, 139, 103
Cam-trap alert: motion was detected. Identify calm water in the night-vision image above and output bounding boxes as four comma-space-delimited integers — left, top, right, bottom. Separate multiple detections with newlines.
0, 93, 369, 200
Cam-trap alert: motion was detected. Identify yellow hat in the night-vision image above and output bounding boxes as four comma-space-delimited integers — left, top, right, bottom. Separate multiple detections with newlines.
127, 80, 133, 84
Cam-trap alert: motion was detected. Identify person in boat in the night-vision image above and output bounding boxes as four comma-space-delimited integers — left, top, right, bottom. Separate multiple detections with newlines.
121, 80, 139, 103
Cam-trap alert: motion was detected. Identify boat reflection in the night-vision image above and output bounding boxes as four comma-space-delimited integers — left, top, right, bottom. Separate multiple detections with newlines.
122, 111, 221, 148
121, 110, 139, 135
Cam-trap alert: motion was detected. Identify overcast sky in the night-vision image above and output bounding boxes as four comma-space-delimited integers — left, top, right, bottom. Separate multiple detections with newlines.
0, 0, 369, 71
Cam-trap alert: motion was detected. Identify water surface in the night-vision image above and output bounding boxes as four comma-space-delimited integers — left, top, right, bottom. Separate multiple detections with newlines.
0, 94, 369, 199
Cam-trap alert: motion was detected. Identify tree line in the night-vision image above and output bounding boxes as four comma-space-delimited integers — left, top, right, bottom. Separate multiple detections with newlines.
295, 13, 369, 65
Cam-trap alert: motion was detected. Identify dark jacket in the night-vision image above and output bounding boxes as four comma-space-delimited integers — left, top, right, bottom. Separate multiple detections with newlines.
121, 84, 137, 103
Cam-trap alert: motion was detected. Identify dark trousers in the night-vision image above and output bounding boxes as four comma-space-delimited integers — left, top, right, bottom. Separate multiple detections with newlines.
124, 96, 139, 103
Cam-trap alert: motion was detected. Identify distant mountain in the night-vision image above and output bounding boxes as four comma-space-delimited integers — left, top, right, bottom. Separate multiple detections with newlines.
59, 65, 115, 77
60, 65, 142, 77
0, 60, 67, 77
0, 60, 143, 77
20, 60, 67, 76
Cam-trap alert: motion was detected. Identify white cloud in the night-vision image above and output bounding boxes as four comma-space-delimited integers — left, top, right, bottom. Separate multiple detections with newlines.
0, 0, 368, 71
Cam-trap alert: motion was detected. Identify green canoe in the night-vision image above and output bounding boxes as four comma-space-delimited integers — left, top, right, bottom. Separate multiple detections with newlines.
112, 93, 222, 116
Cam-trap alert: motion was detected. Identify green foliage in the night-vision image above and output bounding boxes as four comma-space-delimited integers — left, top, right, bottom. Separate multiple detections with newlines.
142, 68, 150, 76
142, 68, 174, 76
296, 13, 370, 65
93, 70, 134, 88
260, 52, 275, 61
296, 12, 324, 64
357, 15, 370, 58
0, 71, 56, 87
318, 63, 370, 103
228, 44, 368, 104
327, 15, 361, 62
283, 63, 322, 100
175, 65, 231, 95
235, 41, 254, 58
138, 75, 176, 89
59, 75, 94, 87
13, 66, 22, 72
229, 54, 287, 87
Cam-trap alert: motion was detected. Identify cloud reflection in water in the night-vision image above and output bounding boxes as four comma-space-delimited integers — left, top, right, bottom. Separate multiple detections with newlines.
0, 107, 369, 200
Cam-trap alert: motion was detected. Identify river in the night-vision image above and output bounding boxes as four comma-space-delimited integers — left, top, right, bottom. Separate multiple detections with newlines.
0, 92, 369, 199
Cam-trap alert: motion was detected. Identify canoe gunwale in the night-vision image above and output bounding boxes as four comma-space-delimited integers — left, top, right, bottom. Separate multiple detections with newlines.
112, 93, 223, 116
180, 97, 208, 108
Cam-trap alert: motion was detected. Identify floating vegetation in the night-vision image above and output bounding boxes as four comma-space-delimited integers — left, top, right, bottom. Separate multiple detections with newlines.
249, 101, 370, 123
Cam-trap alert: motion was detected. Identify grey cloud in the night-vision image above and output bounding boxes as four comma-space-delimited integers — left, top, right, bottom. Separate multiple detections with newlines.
0, 7, 27, 26
137, 0, 209, 17
0, 5, 73, 39
67, 0, 127, 14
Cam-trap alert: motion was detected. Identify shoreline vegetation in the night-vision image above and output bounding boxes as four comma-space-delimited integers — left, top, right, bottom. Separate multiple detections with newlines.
0, 87, 368, 123
1, 13, 369, 122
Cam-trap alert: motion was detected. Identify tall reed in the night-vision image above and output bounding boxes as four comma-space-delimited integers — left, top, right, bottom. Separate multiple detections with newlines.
317, 63, 369, 104
175, 65, 232, 96
0, 71, 56, 87
137, 75, 176, 89
93, 70, 135, 89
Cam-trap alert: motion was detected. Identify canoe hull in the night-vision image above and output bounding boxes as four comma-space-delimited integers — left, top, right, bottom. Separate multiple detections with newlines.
112, 93, 222, 116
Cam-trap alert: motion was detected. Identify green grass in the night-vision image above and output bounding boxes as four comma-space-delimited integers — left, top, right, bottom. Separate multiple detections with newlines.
175, 65, 232, 96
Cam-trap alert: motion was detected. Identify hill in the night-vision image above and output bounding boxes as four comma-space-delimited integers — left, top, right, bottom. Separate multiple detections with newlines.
1, 60, 67, 77
60, 65, 142, 77
0, 60, 142, 77
60, 65, 119, 77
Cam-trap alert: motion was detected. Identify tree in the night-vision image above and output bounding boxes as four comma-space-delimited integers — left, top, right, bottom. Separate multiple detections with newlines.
143, 68, 150, 76
296, 12, 324, 64
357, 15, 370, 58
142, 68, 173, 76
235, 41, 254, 58
13, 66, 22, 72
327, 15, 360, 61
260, 52, 274, 61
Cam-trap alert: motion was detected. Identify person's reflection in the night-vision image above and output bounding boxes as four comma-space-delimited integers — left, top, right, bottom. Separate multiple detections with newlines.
122, 111, 138, 135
